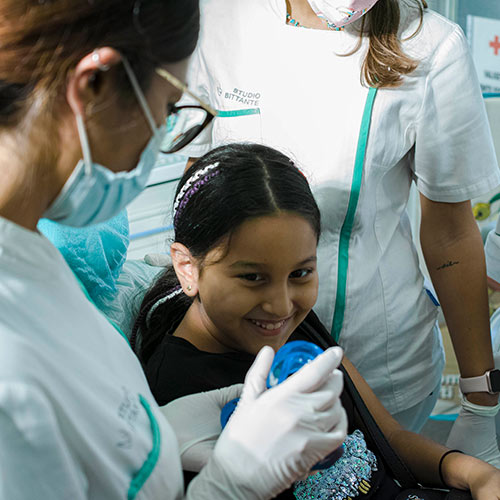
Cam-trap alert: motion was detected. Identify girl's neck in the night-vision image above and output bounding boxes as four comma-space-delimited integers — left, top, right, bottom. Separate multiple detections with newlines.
286, 0, 331, 30
173, 302, 234, 354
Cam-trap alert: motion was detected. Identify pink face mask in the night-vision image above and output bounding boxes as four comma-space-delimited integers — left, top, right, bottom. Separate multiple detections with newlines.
307, 0, 380, 28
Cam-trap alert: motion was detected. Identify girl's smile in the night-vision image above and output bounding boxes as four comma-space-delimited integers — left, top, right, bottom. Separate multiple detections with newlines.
247, 316, 292, 335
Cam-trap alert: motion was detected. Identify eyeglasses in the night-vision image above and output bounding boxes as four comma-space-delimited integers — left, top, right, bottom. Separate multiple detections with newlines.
156, 68, 217, 154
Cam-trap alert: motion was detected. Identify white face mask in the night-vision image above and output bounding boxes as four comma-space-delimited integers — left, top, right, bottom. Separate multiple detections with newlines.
43, 57, 165, 227
306, 0, 380, 28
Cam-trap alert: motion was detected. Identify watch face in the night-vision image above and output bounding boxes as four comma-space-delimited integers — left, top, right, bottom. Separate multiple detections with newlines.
490, 369, 500, 393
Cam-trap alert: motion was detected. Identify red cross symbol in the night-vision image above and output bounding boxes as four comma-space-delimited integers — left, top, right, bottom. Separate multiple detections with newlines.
490, 35, 500, 55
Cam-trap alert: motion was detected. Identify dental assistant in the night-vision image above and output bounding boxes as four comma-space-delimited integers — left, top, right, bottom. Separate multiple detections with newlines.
0, 1, 347, 499
177, 0, 500, 454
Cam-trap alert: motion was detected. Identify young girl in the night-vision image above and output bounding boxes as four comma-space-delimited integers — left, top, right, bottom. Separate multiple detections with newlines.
133, 143, 500, 500
175, 0, 500, 459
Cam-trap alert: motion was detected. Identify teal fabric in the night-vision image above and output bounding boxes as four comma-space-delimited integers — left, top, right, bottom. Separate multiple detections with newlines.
331, 87, 378, 342
38, 210, 129, 308
71, 271, 131, 346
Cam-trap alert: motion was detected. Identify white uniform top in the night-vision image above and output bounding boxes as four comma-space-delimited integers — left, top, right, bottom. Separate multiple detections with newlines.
0, 217, 183, 499
486, 218, 500, 284
485, 221, 500, 373
178, 0, 500, 413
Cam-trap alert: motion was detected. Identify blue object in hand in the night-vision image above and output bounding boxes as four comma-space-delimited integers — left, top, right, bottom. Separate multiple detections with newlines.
220, 340, 344, 470
266, 340, 323, 388
220, 397, 240, 429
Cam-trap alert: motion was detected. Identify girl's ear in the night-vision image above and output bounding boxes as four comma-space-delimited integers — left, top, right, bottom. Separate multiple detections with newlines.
170, 242, 199, 297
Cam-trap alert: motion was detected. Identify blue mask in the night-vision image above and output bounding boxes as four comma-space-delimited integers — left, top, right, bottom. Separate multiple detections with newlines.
44, 58, 165, 227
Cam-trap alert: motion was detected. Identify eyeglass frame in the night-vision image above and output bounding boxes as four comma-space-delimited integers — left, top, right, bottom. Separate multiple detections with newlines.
156, 68, 217, 154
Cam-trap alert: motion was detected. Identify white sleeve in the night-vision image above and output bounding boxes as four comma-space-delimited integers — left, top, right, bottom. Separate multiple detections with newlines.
0, 382, 87, 500
413, 25, 500, 202
486, 217, 500, 283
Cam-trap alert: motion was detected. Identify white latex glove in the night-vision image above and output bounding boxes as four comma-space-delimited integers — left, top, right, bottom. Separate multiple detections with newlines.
446, 395, 500, 469
144, 253, 171, 267
187, 345, 347, 500
161, 384, 243, 472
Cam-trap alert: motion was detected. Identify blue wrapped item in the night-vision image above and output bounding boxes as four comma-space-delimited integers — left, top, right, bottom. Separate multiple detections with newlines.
220, 397, 240, 429
266, 341, 323, 388
220, 340, 344, 470
38, 210, 129, 308
221, 341, 324, 429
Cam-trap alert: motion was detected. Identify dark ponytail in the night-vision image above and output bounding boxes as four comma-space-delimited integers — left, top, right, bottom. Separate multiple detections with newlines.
131, 267, 192, 360
134, 143, 321, 364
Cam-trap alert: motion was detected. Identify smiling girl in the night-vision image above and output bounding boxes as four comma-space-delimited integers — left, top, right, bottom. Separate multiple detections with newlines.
133, 143, 500, 499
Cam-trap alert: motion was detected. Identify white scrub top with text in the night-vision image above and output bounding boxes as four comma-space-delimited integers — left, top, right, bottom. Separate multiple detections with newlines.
178, 0, 500, 413
0, 217, 183, 499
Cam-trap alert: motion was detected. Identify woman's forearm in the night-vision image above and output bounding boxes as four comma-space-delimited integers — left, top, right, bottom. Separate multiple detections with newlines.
419, 195, 497, 407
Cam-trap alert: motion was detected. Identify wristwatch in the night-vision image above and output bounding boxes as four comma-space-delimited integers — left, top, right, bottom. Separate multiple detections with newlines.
459, 369, 500, 395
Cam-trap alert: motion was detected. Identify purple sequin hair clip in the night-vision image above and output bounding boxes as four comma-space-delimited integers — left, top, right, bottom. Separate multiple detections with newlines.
173, 162, 221, 225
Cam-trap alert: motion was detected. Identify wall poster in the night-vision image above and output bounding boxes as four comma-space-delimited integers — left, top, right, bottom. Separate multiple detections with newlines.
467, 15, 500, 93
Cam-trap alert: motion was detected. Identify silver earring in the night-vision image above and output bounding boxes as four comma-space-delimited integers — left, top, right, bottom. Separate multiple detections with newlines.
187, 285, 192, 292
91, 50, 110, 71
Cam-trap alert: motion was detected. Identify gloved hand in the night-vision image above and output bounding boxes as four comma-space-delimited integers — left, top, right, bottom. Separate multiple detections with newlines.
187, 345, 347, 500
446, 395, 500, 468
144, 253, 171, 267
160, 383, 243, 472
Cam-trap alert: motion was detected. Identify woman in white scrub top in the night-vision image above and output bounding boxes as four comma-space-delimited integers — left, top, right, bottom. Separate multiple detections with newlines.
0, 1, 348, 498
176, 0, 500, 460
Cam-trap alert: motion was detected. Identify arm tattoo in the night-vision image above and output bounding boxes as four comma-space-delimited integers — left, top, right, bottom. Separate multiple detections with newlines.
436, 260, 459, 271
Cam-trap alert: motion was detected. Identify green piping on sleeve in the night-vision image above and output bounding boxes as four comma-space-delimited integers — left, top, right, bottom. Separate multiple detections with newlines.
216, 108, 260, 117
128, 395, 162, 500
331, 87, 378, 342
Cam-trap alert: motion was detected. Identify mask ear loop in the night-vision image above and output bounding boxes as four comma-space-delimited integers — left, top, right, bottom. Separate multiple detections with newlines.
75, 50, 110, 177
121, 57, 158, 135
75, 113, 93, 177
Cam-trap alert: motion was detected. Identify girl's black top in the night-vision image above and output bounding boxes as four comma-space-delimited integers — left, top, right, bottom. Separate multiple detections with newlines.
143, 311, 401, 499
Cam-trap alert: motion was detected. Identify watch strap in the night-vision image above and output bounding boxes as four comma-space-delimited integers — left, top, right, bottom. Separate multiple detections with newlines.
459, 369, 500, 395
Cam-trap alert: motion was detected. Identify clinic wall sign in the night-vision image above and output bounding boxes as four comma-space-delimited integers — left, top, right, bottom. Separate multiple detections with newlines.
467, 15, 500, 93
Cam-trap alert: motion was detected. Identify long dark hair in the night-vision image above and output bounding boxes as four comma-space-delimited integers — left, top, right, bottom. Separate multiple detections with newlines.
133, 143, 321, 363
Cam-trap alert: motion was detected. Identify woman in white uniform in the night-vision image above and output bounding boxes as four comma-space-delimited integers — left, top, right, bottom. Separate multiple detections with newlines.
484, 219, 500, 442
176, 0, 500, 460
0, 1, 348, 498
